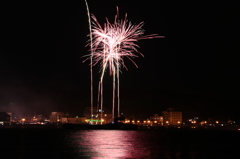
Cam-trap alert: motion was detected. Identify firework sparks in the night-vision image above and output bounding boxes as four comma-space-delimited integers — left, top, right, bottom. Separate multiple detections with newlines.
90, 13, 164, 74
84, 7, 164, 123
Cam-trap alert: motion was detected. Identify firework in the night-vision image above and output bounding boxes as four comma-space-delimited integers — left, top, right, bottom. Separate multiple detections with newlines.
84, 7, 164, 123
84, 0, 94, 122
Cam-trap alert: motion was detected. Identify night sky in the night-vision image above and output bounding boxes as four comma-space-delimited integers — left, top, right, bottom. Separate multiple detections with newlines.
0, 1, 239, 121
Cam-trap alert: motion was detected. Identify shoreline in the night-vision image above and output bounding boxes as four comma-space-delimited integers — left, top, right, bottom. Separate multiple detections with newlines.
0, 123, 239, 132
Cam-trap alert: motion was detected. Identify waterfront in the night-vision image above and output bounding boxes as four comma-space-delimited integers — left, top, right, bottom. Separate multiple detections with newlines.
0, 127, 239, 159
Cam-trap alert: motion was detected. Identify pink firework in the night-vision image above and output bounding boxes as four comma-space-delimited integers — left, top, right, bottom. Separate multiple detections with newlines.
90, 12, 164, 75
84, 7, 164, 122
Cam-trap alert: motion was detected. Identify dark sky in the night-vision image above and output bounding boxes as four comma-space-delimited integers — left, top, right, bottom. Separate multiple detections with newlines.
0, 1, 239, 121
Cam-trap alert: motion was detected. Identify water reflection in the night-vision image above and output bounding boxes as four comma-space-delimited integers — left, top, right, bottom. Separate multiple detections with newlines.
1, 128, 239, 158
67, 130, 154, 158
65, 129, 240, 159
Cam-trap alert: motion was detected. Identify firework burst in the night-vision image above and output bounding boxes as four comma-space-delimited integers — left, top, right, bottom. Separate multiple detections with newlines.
89, 11, 163, 74
84, 7, 164, 123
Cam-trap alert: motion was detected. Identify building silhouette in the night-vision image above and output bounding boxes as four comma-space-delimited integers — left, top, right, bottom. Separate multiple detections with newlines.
0, 112, 11, 125
162, 108, 182, 126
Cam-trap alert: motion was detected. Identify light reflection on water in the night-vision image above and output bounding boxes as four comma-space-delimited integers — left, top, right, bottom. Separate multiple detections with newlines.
64, 129, 240, 159
67, 130, 161, 159
1, 128, 239, 158
68, 130, 144, 158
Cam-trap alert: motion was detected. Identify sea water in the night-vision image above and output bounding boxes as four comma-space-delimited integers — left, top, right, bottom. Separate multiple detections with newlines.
0, 127, 239, 159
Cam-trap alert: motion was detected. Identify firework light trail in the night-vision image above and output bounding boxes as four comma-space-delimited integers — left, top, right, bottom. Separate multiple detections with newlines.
84, 7, 164, 123
84, 0, 94, 123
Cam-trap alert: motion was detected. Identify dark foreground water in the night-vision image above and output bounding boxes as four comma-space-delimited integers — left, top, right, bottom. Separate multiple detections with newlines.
0, 127, 239, 159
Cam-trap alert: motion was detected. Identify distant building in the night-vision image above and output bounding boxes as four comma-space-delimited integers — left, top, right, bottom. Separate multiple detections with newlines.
162, 108, 182, 126
0, 112, 11, 125
61, 116, 87, 124
49, 112, 69, 123
149, 114, 163, 126
49, 112, 87, 124
7, 112, 13, 122
31, 114, 44, 123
